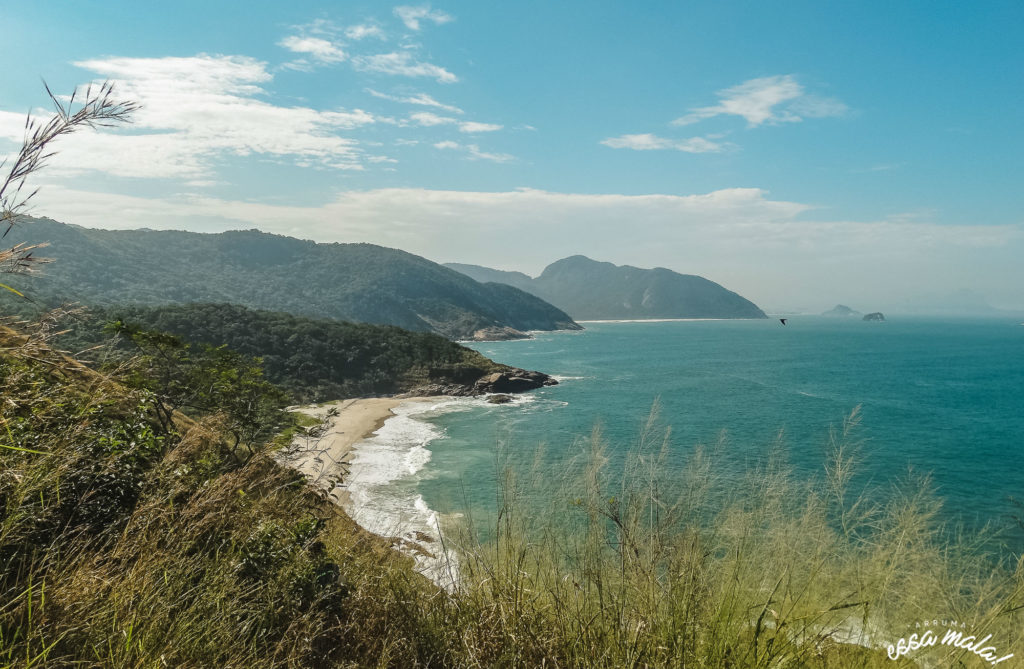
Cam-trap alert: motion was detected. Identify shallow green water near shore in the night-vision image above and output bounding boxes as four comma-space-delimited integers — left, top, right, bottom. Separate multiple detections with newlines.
409, 317, 1024, 543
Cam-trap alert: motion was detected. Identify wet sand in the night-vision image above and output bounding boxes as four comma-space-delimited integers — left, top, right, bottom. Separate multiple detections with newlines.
282, 397, 440, 506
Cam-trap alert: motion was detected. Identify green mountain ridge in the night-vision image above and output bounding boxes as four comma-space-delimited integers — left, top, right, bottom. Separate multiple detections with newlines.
9, 218, 581, 340
59, 303, 550, 403
446, 255, 767, 320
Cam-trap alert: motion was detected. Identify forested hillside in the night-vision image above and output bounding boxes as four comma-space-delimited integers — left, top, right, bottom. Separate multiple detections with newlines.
57, 303, 515, 402
10, 218, 581, 340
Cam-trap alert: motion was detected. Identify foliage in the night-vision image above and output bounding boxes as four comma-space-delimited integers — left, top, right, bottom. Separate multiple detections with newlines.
62, 303, 507, 402
106, 319, 288, 456
3, 218, 579, 339
0, 326, 360, 666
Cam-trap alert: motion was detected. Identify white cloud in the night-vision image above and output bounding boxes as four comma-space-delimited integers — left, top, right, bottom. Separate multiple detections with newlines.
789, 94, 849, 119
3, 55, 382, 178
459, 121, 503, 133
296, 18, 342, 36
394, 5, 453, 31
465, 145, 514, 162
352, 51, 457, 83
279, 59, 314, 72
407, 113, 501, 133
345, 23, 385, 40
410, 111, 456, 126
28, 185, 1024, 311
433, 140, 513, 162
672, 75, 848, 127
367, 89, 463, 114
278, 35, 346, 63
601, 133, 725, 153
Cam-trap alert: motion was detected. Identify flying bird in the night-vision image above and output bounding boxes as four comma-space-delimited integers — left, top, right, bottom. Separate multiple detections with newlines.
779, 318, 788, 325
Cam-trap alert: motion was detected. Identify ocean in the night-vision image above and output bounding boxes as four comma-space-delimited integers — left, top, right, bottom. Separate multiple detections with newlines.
349, 317, 1024, 554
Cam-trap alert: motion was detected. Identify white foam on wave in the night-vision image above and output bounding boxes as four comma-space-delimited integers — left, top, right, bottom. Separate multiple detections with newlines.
342, 398, 479, 590
341, 393, 558, 588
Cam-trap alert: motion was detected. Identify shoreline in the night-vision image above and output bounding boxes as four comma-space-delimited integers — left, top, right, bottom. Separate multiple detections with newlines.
282, 396, 443, 506
282, 395, 460, 589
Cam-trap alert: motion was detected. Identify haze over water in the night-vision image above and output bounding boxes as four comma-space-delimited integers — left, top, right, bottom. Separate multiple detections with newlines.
413, 318, 1024, 545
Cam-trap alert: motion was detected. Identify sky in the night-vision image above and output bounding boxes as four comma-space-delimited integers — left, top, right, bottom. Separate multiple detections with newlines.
1, 0, 1022, 313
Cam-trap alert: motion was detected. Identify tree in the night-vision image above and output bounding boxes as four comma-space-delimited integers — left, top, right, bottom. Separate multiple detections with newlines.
107, 320, 288, 459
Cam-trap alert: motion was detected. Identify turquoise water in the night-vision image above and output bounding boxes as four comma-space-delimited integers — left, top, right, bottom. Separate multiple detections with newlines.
414, 318, 1024, 543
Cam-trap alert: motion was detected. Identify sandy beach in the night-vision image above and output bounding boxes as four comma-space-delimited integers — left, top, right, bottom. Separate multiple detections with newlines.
281, 395, 461, 588
282, 396, 441, 506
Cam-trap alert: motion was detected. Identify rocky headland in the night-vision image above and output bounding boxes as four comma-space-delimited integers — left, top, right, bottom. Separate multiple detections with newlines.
405, 367, 557, 397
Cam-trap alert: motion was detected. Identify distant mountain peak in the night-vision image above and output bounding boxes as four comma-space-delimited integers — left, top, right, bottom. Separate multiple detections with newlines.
447, 256, 766, 320
822, 304, 862, 317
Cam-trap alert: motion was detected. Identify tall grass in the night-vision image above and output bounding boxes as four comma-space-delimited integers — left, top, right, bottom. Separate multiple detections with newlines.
445, 403, 1024, 667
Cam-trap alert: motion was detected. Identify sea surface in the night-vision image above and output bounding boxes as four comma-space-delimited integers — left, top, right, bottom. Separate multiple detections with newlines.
357, 317, 1024, 551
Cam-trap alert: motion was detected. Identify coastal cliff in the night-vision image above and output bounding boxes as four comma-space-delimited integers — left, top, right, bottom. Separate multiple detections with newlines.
407, 367, 557, 397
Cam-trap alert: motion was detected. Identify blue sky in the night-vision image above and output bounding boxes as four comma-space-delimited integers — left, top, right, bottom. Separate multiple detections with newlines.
1, 1, 1022, 312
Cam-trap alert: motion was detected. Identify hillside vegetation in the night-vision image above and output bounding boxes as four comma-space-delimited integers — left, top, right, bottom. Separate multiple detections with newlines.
447, 255, 767, 320
9, 218, 581, 340
58, 302, 510, 403
0, 321, 436, 667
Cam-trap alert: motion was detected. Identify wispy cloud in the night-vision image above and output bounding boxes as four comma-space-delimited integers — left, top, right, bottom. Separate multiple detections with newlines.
407, 112, 502, 133
0, 55, 383, 178
394, 5, 453, 31
410, 111, 456, 126
672, 75, 848, 127
345, 23, 385, 40
433, 140, 513, 162
278, 35, 347, 64
600, 133, 726, 153
352, 51, 457, 83
367, 89, 463, 114
458, 121, 502, 133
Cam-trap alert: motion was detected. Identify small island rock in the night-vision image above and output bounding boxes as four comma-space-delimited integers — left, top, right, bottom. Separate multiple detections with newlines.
822, 304, 862, 317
